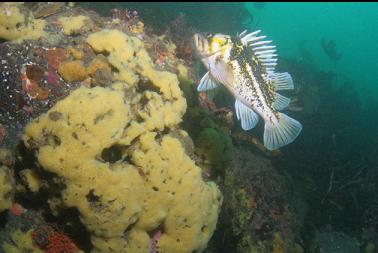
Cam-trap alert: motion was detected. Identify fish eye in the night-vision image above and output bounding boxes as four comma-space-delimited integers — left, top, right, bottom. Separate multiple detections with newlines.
205, 33, 213, 38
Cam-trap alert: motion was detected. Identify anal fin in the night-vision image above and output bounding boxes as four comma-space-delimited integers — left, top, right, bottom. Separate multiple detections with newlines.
235, 100, 259, 130
274, 92, 291, 111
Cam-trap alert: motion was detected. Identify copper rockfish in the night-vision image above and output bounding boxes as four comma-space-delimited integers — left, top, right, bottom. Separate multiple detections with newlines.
193, 30, 302, 150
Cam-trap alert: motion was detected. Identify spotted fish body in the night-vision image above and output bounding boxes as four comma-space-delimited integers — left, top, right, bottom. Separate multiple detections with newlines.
193, 30, 302, 150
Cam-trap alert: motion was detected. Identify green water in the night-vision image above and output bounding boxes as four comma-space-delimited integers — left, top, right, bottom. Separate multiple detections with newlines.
247, 2, 378, 103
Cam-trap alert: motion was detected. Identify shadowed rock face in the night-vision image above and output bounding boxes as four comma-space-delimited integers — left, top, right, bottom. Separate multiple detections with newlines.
77, 2, 253, 34
212, 148, 304, 253
0, 42, 79, 149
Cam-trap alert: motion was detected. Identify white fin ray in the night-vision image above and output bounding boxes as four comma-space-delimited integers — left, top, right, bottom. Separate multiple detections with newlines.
254, 45, 276, 51
257, 54, 277, 59
239, 30, 261, 39
256, 49, 277, 69
197, 72, 220, 91
263, 112, 302, 150
269, 72, 294, 91
250, 40, 273, 47
247, 30, 261, 36
243, 35, 266, 44
235, 100, 259, 130
274, 92, 291, 111
240, 30, 269, 45
255, 50, 276, 55
259, 58, 277, 63
239, 30, 248, 37
262, 63, 277, 67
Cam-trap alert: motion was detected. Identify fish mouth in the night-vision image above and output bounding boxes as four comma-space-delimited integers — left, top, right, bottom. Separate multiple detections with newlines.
193, 33, 210, 57
193, 33, 202, 51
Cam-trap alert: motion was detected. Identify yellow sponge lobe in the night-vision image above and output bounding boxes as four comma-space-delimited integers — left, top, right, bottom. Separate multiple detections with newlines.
23, 86, 221, 253
0, 2, 46, 42
0, 165, 13, 212
58, 15, 90, 35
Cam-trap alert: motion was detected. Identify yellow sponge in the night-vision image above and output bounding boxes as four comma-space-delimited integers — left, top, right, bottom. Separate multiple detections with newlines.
0, 2, 46, 42
58, 15, 90, 35
0, 165, 13, 212
23, 86, 222, 253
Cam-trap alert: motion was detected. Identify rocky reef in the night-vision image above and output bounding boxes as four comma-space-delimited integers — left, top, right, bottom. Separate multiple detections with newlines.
213, 148, 304, 253
0, 3, 307, 253
0, 3, 222, 253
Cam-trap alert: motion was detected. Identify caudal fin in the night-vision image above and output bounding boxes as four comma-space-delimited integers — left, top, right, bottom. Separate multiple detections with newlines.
263, 113, 302, 150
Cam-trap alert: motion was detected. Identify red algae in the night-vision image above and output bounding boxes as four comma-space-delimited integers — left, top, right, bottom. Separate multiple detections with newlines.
46, 48, 67, 70
32, 225, 81, 253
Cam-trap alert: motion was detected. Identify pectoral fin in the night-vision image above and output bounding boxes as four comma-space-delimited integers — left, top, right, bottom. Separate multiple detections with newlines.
197, 72, 220, 91
210, 60, 235, 87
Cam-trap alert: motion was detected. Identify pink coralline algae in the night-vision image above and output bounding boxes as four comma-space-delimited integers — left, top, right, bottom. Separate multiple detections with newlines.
198, 92, 218, 112
46, 66, 61, 87
110, 8, 140, 28
9, 203, 26, 216
0, 125, 5, 142
46, 48, 67, 70
111, 8, 138, 21
150, 229, 162, 253
21, 63, 50, 100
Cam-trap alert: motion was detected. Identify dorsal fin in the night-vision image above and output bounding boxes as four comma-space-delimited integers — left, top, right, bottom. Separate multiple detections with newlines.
239, 30, 278, 73
268, 72, 294, 91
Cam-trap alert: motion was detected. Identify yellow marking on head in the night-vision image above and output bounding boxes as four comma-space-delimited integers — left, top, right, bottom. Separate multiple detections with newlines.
210, 37, 230, 55
211, 37, 227, 46
211, 40, 220, 53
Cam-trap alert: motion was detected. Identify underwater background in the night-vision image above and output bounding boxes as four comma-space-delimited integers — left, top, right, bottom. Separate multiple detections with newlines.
0, 2, 378, 253
248, 2, 378, 105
